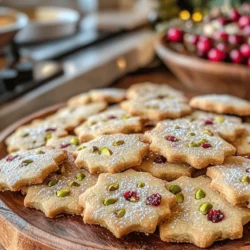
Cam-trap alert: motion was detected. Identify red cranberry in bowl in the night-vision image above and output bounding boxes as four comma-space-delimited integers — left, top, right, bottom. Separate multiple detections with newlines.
230, 49, 244, 64
197, 37, 212, 55
243, 25, 250, 36
213, 31, 228, 42
185, 33, 199, 46
240, 44, 250, 57
238, 16, 250, 28
217, 17, 229, 26
229, 8, 241, 22
208, 48, 226, 62
167, 28, 184, 42
228, 34, 245, 45
216, 43, 228, 54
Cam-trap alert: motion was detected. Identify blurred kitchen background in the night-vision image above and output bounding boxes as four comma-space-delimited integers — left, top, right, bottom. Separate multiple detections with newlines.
0, 0, 249, 130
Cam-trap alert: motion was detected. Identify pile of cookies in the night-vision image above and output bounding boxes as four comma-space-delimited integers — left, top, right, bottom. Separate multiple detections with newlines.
2, 83, 250, 248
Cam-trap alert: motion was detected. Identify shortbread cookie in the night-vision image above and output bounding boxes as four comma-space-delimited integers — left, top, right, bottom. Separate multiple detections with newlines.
5, 120, 68, 153
190, 94, 250, 116
207, 156, 250, 208
121, 98, 192, 121
24, 153, 97, 218
75, 109, 142, 142
47, 101, 107, 131
79, 169, 176, 238
67, 93, 91, 107
160, 176, 250, 248
232, 124, 250, 156
0, 147, 67, 191
146, 119, 235, 169
126, 82, 187, 101
134, 152, 193, 181
74, 134, 149, 174
90, 88, 126, 103
46, 136, 80, 153
189, 111, 245, 142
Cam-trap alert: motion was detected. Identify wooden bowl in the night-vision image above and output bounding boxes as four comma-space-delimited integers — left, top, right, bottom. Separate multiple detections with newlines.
155, 39, 250, 99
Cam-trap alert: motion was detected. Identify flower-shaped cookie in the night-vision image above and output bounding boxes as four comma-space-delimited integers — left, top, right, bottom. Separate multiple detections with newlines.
190, 94, 250, 116
5, 120, 68, 153
90, 88, 126, 103
121, 98, 192, 120
75, 109, 142, 142
47, 101, 107, 131
134, 152, 193, 181
0, 147, 67, 191
146, 119, 235, 169
207, 156, 250, 208
74, 134, 149, 173
24, 153, 97, 218
160, 176, 250, 248
79, 169, 176, 238
189, 111, 245, 141
126, 82, 187, 101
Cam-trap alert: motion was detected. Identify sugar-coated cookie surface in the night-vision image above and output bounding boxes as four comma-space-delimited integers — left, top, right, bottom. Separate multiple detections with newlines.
79, 169, 176, 238
121, 98, 192, 120
188, 111, 245, 142
0, 147, 67, 191
160, 176, 250, 248
75, 109, 142, 142
146, 119, 235, 169
190, 94, 250, 116
5, 120, 68, 153
67, 93, 91, 107
233, 123, 250, 156
207, 156, 250, 208
74, 134, 149, 174
47, 101, 107, 131
126, 82, 187, 101
24, 153, 97, 218
89, 88, 126, 103
134, 152, 193, 181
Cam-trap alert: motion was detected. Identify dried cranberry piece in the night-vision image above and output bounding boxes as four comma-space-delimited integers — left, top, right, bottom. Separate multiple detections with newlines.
244, 156, 250, 159
201, 143, 212, 149
246, 168, 250, 173
107, 115, 117, 119
6, 155, 18, 162
166, 135, 178, 142
146, 193, 162, 206
204, 119, 213, 125
45, 128, 57, 132
154, 155, 167, 164
60, 143, 71, 149
123, 191, 139, 202
207, 209, 224, 223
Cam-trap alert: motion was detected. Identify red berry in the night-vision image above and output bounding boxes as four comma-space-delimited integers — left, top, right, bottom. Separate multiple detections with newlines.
238, 16, 250, 28
60, 143, 71, 149
228, 34, 245, 45
166, 135, 179, 142
189, 34, 199, 45
167, 28, 184, 42
107, 115, 117, 119
204, 119, 213, 125
243, 25, 250, 36
45, 128, 57, 132
240, 44, 250, 57
154, 155, 167, 164
6, 155, 18, 162
246, 168, 250, 172
213, 31, 228, 42
217, 17, 229, 26
216, 43, 228, 54
208, 48, 226, 62
123, 191, 139, 202
146, 193, 162, 206
197, 38, 212, 55
207, 209, 224, 223
229, 8, 241, 22
248, 58, 250, 67
230, 49, 244, 64
201, 143, 212, 149
244, 156, 250, 159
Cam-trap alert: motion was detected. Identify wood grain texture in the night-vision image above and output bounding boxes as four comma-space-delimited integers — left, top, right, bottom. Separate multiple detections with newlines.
1, 91, 250, 249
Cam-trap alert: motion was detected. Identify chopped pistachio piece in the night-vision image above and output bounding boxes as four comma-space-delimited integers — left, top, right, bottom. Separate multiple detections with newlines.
122, 114, 130, 119
22, 133, 29, 138
187, 132, 195, 136
103, 197, 118, 206
101, 119, 108, 122
115, 208, 126, 218
203, 129, 214, 136
137, 182, 145, 188
216, 116, 225, 123
195, 189, 206, 200
241, 176, 250, 183
176, 193, 184, 203
47, 179, 58, 187
169, 184, 181, 194
92, 146, 100, 153
76, 172, 85, 181
108, 183, 119, 191
45, 133, 52, 141
198, 139, 208, 145
20, 159, 33, 167
70, 137, 79, 146
100, 147, 112, 156
36, 150, 45, 154
113, 140, 125, 146
199, 202, 213, 215
175, 125, 180, 129
57, 189, 70, 197
77, 146, 86, 151
69, 181, 80, 187
89, 121, 97, 126
188, 142, 200, 147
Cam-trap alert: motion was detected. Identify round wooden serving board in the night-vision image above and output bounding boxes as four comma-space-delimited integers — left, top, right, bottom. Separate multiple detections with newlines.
1, 104, 250, 250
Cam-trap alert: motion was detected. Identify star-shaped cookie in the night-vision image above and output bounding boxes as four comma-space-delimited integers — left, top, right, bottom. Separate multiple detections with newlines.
74, 134, 149, 173
79, 169, 176, 238
160, 176, 250, 248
